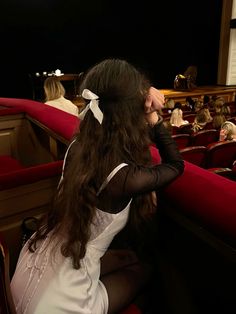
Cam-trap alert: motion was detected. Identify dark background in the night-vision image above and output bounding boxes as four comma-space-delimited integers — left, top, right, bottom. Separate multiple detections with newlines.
0, 0, 223, 99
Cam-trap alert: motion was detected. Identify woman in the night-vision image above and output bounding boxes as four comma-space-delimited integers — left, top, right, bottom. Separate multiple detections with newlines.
11, 59, 184, 314
192, 107, 212, 133
44, 76, 79, 116
219, 121, 236, 141
170, 107, 189, 127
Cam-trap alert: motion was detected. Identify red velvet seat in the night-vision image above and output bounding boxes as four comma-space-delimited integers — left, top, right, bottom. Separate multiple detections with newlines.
149, 145, 161, 164
204, 121, 214, 130
172, 134, 190, 149
206, 140, 236, 168
180, 146, 207, 167
182, 114, 196, 123
227, 116, 236, 124
190, 129, 219, 147
176, 123, 193, 135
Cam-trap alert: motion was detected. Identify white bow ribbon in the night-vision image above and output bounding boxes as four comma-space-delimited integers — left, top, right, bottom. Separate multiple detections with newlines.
78, 89, 103, 124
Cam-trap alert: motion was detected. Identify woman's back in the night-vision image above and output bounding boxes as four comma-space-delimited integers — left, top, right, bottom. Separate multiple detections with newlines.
11, 163, 131, 314
170, 108, 189, 127
44, 77, 78, 116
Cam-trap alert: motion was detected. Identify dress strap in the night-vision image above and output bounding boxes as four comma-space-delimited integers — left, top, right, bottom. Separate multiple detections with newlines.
97, 163, 128, 196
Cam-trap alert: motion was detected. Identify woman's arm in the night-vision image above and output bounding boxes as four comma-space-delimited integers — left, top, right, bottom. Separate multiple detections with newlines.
121, 88, 184, 196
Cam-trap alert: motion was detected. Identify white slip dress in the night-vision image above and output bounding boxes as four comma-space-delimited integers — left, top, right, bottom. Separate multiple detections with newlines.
11, 162, 131, 314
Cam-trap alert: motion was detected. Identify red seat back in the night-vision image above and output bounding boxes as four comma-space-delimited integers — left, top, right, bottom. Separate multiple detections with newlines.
183, 114, 196, 123
180, 146, 207, 167
206, 140, 236, 168
172, 134, 190, 149
190, 129, 219, 147
176, 123, 193, 135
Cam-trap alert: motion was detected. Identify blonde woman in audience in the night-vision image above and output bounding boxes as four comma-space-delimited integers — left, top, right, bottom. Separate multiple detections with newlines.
192, 110, 208, 132
44, 77, 79, 116
170, 108, 189, 127
192, 108, 210, 133
219, 121, 236, 141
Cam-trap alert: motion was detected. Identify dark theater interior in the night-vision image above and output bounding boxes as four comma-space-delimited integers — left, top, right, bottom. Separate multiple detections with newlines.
0, 0, 224, 98
0, 1, 236, 314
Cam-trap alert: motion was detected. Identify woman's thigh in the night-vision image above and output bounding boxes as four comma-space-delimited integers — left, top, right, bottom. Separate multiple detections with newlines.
100, 249, 152, 314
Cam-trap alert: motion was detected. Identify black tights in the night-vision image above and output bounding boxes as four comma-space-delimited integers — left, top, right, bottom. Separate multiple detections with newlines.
100, 249, 152, 314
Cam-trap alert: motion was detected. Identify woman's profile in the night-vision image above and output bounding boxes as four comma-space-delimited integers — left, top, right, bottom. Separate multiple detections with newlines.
219, 121, 236, 141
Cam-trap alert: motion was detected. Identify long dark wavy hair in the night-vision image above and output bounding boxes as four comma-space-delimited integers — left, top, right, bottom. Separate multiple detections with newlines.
29, 59, 155, 268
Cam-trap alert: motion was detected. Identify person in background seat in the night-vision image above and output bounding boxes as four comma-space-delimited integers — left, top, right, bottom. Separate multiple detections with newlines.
43, 76, 79, 116
192, 107, 212, 133
219, 121, 236, 141
170, 104, 189, 127
212, 113, 226, 130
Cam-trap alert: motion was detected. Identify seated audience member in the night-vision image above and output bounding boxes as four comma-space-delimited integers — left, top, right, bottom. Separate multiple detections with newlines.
173, 102, 182, 110
214, 97, 225, 114
44, 77, 79, 116
203, 95, 210, 106
212, 113, 226, 130
185, 96, 195, 111
165, 98, 175, 109
202, 105, 213, 122
192, 108, 211, 133
170, 108, 189, 127
219, 121, 236, 141
194, 99, 203, 112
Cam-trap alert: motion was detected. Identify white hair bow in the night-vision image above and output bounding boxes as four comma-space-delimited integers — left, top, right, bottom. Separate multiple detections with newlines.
78, 89, 103, 124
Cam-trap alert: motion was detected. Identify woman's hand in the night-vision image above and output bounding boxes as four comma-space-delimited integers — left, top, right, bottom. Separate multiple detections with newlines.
145, 87, 164, 126
219, 129, 227, 141
145, 87, 165, 113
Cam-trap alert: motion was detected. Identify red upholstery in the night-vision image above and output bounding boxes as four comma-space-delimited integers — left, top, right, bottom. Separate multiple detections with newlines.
0, 156, 24, 174
228, 116, 236, 124
183, 113, 196, 123
206, 140, 236, 168
0, 107, 24, 116
0, 98, 80, 141
190, 129, 219, 147
0, 160, 63, 190
172, 134, 190, 149
180, 146, 207, 167
176, 123, 193, 135
149, 145, 161, 164
164, 161, 236, 241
